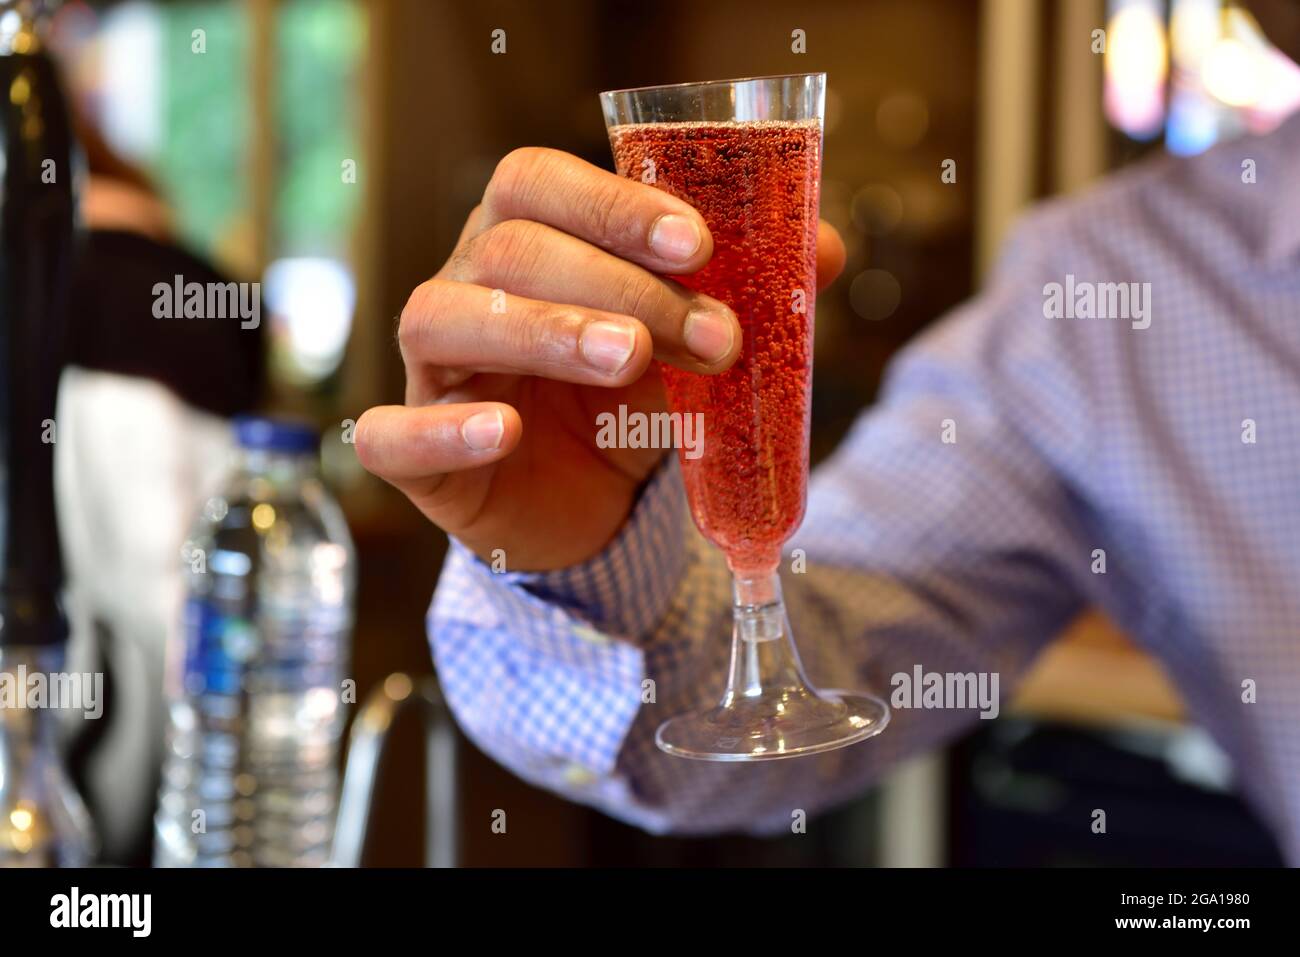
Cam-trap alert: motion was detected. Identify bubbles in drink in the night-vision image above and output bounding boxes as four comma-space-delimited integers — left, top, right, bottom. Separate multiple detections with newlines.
610, 120, 821, 576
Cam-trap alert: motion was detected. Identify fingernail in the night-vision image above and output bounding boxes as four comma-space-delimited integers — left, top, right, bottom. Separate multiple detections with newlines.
580, 320, 637, 374
461, 409, 504, 451
649, 213, 703, 263
683, 306, 736, 365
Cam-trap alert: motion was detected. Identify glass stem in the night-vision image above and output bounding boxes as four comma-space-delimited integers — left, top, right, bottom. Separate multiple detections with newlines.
723, 572, 812, 705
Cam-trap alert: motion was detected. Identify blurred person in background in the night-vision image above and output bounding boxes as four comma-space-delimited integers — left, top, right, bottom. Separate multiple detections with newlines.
355, 1, 1300, 864
55, 86, 264, 864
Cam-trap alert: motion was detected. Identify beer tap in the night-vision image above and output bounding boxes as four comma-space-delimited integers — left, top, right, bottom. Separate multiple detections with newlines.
0, 0, 94, 867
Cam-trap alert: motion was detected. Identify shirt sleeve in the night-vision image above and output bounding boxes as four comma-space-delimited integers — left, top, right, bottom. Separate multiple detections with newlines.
429, 454, 694, 809
429, 210, 1097, 834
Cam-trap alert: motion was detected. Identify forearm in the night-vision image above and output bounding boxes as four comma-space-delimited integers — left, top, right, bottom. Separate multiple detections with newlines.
431, 459, 1078, 836
574, 528, 1025, 836
581, 520, 1078, 835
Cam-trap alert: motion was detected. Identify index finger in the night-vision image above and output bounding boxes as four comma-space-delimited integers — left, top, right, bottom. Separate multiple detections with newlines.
477, 147, 714, 274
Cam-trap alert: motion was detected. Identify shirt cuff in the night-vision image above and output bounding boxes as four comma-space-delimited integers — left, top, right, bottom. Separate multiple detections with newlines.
428, 456, 687, 775
444, 454, 688, 648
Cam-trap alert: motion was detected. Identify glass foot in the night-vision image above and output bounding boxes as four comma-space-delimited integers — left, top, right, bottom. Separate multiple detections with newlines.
655, 686, 890, 761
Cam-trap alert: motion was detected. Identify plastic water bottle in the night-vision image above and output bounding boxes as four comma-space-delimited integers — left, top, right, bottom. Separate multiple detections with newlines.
154, 417, 355, 867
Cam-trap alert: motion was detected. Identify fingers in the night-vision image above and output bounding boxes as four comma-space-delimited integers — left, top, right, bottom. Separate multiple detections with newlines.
816, 220, 847, 290
354, 402, 521, 489
440, 219, 740, 372
477, 147, 715, 274
399, 279, 653, 387
429, 154, 844, 381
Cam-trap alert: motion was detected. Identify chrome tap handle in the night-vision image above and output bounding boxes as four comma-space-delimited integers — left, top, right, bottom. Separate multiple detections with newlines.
330, 674, 459, 868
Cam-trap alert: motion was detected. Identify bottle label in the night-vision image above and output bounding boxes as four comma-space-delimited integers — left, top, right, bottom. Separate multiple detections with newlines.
182, 598, 256, 697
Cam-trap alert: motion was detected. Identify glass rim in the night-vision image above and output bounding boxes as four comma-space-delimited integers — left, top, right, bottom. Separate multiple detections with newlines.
599, 71, 825, 99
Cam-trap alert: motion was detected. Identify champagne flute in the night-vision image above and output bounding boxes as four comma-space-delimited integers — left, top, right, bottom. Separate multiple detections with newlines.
601, 74, 890, 760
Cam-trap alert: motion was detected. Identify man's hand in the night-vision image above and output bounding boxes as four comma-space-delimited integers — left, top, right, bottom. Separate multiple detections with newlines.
355, 148, 845, 571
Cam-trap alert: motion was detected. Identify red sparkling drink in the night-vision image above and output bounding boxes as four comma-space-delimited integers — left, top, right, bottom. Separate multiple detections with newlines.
609, 120, 821, 578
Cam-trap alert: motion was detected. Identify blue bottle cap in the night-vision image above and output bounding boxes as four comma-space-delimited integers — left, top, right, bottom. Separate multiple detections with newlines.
233, 415, 319, 454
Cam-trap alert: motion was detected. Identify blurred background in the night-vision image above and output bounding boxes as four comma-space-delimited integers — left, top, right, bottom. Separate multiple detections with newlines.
37, 0, 1299, 865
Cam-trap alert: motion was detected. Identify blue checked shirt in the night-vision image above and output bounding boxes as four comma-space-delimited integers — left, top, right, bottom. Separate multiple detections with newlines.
430, 113, 1300, 861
